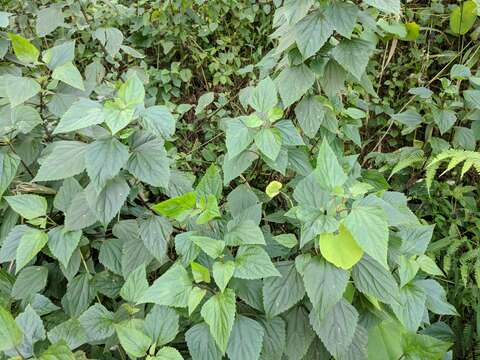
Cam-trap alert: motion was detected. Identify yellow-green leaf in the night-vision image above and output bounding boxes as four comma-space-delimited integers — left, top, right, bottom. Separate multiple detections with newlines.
266, 181, 282, 198
191, 262, 211, 283
8, 33, 39, 64
403, 22, 420, 41
0, 305, 23, 351
319, 225, 363, 270
449, 1, 477, 35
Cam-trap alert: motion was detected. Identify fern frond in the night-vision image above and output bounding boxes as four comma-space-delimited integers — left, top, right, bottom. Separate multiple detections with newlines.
425, 149, 480, 191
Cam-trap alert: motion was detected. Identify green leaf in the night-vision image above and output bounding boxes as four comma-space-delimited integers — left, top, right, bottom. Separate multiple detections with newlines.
200, 288, 236, 354
352, 255, 400, 305
294, 10, 333, 59
463, 90, 480, 109
263, 261, 305, 317
294, 96, 325, 138
103, 100, 135, 135
213, 260, 235, 292
223, 150, 258, 185
408, 86, 433, 99
16, 228, 48, 272
36, 6, 64, 37
0, 12, 11, 28
61, 273, 96, 318
0, 305, 22, 351
78, 304, 114, 342
254, 128, 282, 161
283, 306, 315, 360
52, 62, 85, 90
4, 76, 41, 108
139, 215, 172, 262
325, 2, 359, 38
234, 245, 280, 279
118, 74, 145, 107
14, 305, 46, 358
127, 136, 170, 188
86, 177, 129, 227
85, 136, 129, 191
390, 282, 426, 331
302, 256, 349, 318
153, 192, 196, 221
338, 325, 368, 360
64, 190, 97, 231
196, 194, 221, 224
225, 219, 265, 246
5, 194, 47, 220
47, 226, 81, 268
259, 317, 286, 360
0, 150, 20, 197
191, 262, 211, 283
188, 287, 207, 315
309, 299, 359, 359
118, 221, 154, 277
12, 266, 48, 299
331, 38, 373, 80
145, 305, 180, 347
47, 318, 87, 350
249, 77, 278, 113
120, 264, 148, 302
417, 279, 458, 316
0, 225, 28, 264
364, 0, 400, 14
450, 0, 477, 35
141, 105, 176, 139
417, 255, 444, 277
225, 118, 255, 158
10, 105, 42, 133
314, 139, 347, 191
319, 225, 364, 270
273, 234, 297, 248
185, 323, 222, 360
196, 164, 222, 200
98, 238, 122, 275
34, 141, 88, 182
367, 320, 404, 360
432, 108, 456, 135
8, 33, 39, 63
39, 341, 76, 360
402, 332, 452, 360
53, 99, 104, 134
191, 236, 225, 259
196, 92, 215, 115
154, 346, 184, 360
391, 109, 422, 128
93, 27, 124, 57
275, 120, 304, 145
344, 204, 389, 269
398, 224, 434, 256
398, 255, 420, 287
226, 315, 264, 360
451, 64, 472, 80
115, 320, 152, 358
42, 41, 75, 70
276, 65, 315, 108
139, 263, 192, 307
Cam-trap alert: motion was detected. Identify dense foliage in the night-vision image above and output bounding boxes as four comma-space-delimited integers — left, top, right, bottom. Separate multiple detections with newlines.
1, 0, 479, 359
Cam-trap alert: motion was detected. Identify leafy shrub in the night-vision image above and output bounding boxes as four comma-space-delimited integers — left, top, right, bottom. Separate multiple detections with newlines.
0, 0, 460, 359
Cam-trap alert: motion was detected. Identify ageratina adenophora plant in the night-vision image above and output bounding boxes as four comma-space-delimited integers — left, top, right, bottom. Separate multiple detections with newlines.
0, 1, 457, 359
